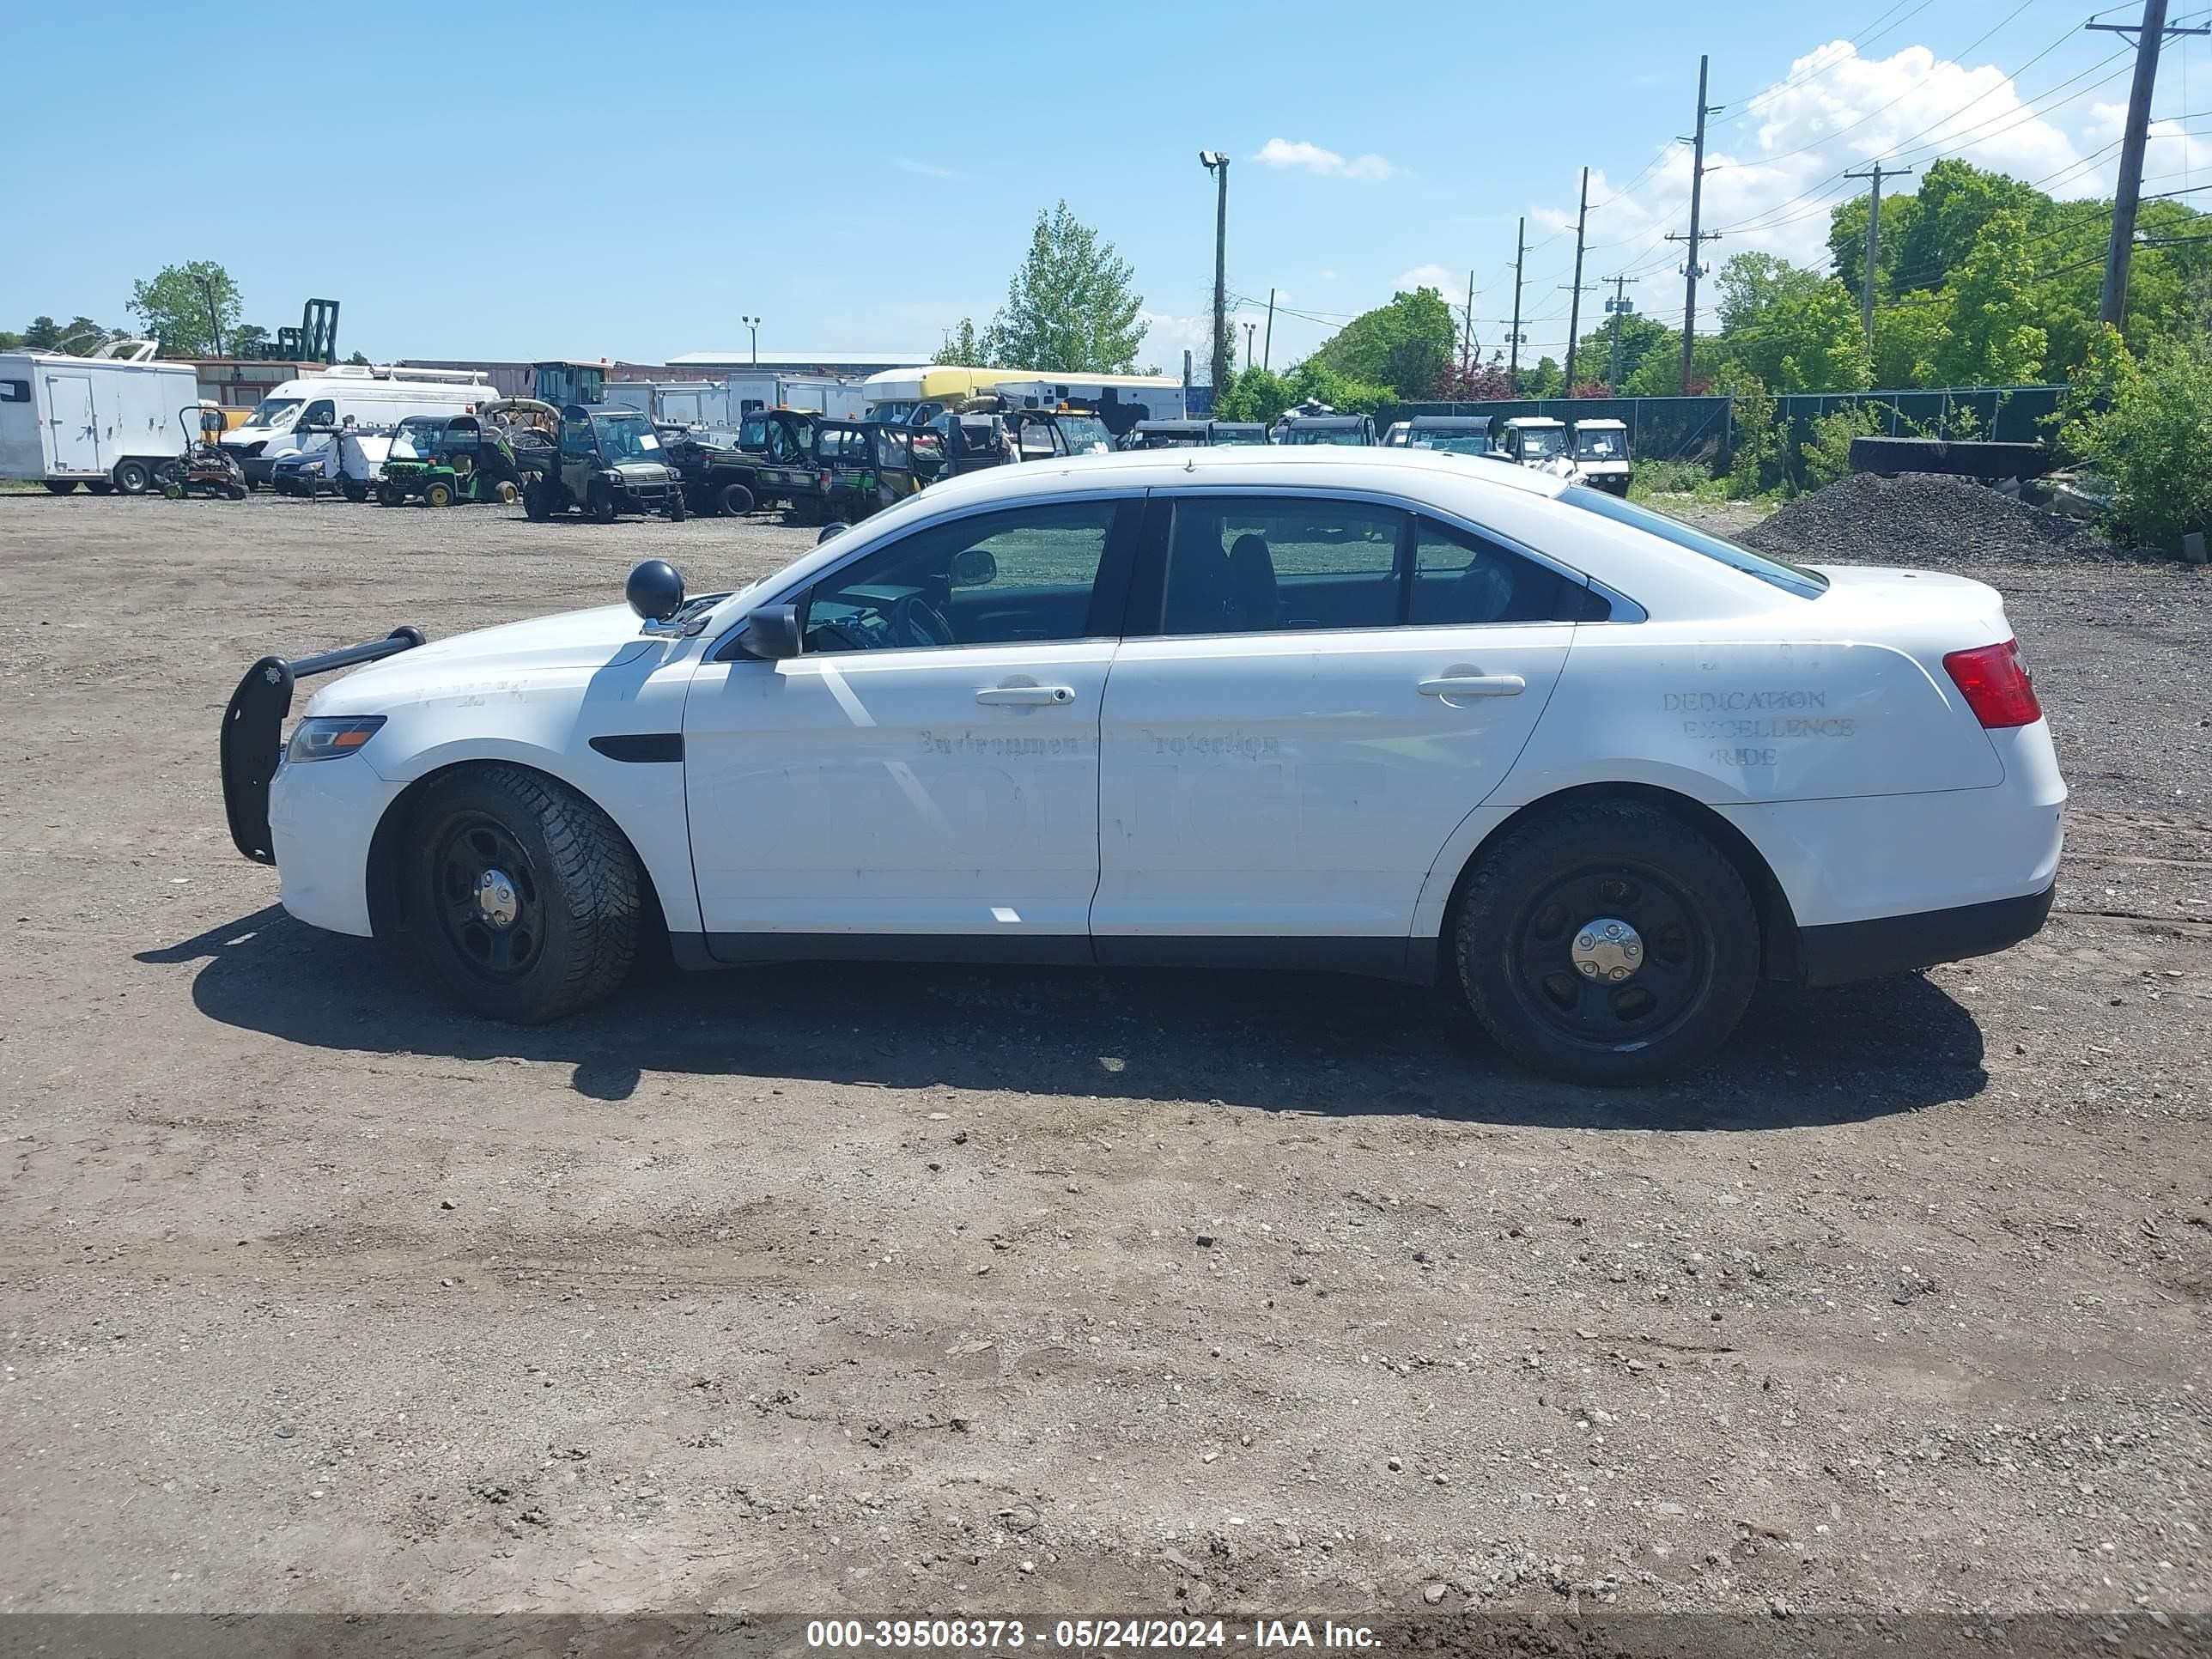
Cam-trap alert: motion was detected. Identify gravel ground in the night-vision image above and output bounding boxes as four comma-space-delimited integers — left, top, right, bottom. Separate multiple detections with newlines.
1, 491, 2209, 1629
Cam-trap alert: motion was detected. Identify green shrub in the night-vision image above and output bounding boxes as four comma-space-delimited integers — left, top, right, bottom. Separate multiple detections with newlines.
1720, 370, 1782, 499
2076, 335, 2212, 552
1630, 457, 1709, 495
1799, 404, 1887, 489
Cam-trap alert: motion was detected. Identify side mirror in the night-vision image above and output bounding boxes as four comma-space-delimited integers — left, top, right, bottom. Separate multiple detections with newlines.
625, 558, 685, 622
949, 547, 997, 587
816, 520, 849, 545
735, 603, 802, 660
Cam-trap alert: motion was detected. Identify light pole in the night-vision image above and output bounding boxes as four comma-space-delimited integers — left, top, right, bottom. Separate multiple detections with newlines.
1200, 151, 1229, 395
741, 315, 760, 366
1243, 321, 1256, 366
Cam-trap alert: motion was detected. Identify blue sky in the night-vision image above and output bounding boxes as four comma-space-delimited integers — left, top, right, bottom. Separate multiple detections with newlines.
4, 1, 2203, 374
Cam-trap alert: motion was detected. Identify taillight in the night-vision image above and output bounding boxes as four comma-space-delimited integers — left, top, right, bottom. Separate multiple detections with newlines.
1943, 637, 2042, 728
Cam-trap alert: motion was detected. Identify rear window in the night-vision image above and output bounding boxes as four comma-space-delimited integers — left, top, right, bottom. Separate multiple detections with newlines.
1559, 486, 1829, 599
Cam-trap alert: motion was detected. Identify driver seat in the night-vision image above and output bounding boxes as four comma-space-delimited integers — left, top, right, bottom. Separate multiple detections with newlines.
1223, 532, 1279, 630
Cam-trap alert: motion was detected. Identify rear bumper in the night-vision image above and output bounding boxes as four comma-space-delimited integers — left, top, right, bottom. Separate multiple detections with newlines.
1798, 878, 2055, 988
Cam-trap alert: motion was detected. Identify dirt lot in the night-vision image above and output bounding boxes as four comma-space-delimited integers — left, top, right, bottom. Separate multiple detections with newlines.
1, 490, 2208, 1628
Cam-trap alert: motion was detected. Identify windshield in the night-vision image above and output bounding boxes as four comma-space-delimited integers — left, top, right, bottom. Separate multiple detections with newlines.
387, 418, 444, 461
1413, 432, 1490, 455
1289, 427, 1369, 446
1515, 427, 1565, 459
1214, 426, 1267, 446
242, 397, 301, 431
592, 414, 661, 462
1560, 486, 1830, 598
1057, 416, 1111, 453
1576, 429, 1626, 459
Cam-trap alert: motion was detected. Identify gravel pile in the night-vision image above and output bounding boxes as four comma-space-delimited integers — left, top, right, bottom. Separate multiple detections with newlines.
1742, 471, 2127, 568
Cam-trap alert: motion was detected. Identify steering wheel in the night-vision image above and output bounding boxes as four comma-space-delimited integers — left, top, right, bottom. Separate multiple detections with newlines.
891, 593, 956, 648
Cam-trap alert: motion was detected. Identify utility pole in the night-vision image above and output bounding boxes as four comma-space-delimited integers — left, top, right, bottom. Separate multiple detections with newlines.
1604, 272, 1640, 390
1562, 168, 1594, 393
196, 275, 224, 358
1667, 54, 1722, 393
2088, 1, 2209, 325
1200, 152, 1231, 391
1509, 216, 1527, 392
1461, 267, 1477, 378
1844, 162, 1913, 353
1263, 287, 1276, 371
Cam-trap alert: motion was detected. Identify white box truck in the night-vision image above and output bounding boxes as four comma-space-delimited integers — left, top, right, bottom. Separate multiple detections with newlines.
0, 340, 199, 495
221, 363, 501, 487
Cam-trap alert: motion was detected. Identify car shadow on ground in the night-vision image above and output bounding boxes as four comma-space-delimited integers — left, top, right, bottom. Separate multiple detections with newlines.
142, 908, 1988, 1130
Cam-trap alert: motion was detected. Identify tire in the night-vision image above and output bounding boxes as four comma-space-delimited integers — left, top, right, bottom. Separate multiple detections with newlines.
719, 482, 755, 517
422, 480, 454, 508
86, 480, 114, 496
523, 482, 552, 521
228, 484, 247, 500
494, 480, 519, 505
161, 483, 184, 500
403, 764, 641, 1024
376, 483, 405, 507
43, 480, 79, 495
590, 481, 617, 523
665, 491, 688, 523
343, 482, 368, 503
1452, 800, 1759, 1084
112, 459, 152, 495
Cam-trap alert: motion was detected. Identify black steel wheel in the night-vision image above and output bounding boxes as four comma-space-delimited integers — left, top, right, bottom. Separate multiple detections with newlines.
1454, 800, 1759, 1083
719, 482, 755, 516
112, 459, 152, 495
404, 765, 641, 1023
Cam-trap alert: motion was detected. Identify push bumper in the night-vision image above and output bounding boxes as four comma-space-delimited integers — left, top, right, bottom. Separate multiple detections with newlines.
1797, 878, 2057, 988
218, 628, 425, 864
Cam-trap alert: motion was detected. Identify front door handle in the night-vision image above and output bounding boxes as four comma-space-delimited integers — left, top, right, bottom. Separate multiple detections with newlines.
976, 684, 1076, 706
1419, 674, 1526, 698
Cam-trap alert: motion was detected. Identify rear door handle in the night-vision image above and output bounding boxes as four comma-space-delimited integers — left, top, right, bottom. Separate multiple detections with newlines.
976, 684, 1076, 706
1419, 674, 1526, 698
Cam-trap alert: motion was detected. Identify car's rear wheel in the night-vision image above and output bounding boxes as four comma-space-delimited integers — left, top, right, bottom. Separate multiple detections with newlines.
1453, 800, 1759, 1084
404, 765, 641, 1023
719, 482, 754, 517
422, 480, 454, 508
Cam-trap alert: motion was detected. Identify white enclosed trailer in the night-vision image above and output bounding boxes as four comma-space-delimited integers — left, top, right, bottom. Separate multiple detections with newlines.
0, 340, 199, 495
605, 380, 734, 428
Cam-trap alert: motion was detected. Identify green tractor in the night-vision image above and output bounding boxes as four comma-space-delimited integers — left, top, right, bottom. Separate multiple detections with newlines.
375, 413, 526, 507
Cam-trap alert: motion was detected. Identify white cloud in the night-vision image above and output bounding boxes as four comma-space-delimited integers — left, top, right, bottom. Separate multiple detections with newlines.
894, 157, 961, 179
1252, 137, 1395, 180
1516, 35, 2124, 333
1395, 264, 1475, 313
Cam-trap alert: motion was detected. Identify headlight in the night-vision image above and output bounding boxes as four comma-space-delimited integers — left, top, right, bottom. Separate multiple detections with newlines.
286, 715, 386, 763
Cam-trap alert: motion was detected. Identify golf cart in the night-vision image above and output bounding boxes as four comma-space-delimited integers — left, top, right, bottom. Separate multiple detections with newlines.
159, 404, 247, 501
815, 420, 948, 522
520, 404, 686, 523
1275, 404, 1376, 446
1568, 417, 1632, 494
1004, 403, 1114, 460
1403, 416, 1497, 458
336, 423, 395, 502
377, 413, 526, 507
1493, 416, 1571, 471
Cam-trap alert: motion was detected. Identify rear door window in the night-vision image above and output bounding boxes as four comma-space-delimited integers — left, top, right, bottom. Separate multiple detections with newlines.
1152, 495, 1406, 635
1411, 516, 1607, 624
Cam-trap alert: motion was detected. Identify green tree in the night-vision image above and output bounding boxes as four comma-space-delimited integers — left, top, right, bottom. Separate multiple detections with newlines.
20, 314, 112, 354
1715, 252, 1826, 335
1212, 365, 1293, 423
1718, 366, 1782, 497
128, 260, 242, 356
1570, 310, 1671, 393
1798, 403, 1888, 489
1827, 190, 1923, 303
933, 319, 985, 366
2051, 322, 2140, 464
977, 202, 1146, 374
1929, 210, 2047, 386
1521, 356, 1565, 397
1311, 287, 1456, 398
1713, 253, 1869, 392
1886, 160, 2045, 298
1870, 298, 1944, 386
227, 322, 272, 358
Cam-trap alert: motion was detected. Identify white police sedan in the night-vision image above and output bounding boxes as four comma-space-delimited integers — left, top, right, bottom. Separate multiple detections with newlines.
220, 447, 2064, 1082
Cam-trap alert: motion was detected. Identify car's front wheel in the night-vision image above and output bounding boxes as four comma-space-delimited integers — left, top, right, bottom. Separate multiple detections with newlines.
1453, 800, 1759, 1084
404, 765, 641, 1023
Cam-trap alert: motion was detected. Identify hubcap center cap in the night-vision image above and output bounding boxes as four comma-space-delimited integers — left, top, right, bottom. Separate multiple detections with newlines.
1571, 916, 1643, 982
476, 868, 520, 930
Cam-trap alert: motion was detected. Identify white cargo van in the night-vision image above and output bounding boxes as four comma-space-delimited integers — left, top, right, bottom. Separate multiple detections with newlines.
0, 340, 199, 495
222, 363, 498, 486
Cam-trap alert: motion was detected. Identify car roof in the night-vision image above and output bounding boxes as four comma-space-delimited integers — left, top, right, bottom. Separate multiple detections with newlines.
908, 441, 1573, 509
